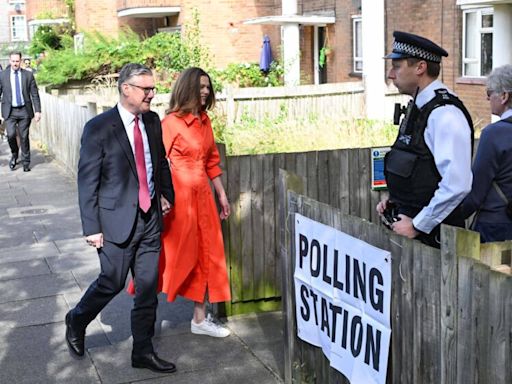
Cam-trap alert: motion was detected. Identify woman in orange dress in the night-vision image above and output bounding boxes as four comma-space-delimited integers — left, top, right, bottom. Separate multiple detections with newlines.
160, 67, 231, 337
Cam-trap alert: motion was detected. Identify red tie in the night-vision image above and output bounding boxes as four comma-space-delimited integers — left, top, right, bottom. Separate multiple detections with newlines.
134, 115, 151, 212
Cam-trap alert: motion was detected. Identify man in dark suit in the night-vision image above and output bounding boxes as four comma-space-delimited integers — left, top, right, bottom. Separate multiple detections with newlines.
65, 63, 176, 373
0, 51, 41, 172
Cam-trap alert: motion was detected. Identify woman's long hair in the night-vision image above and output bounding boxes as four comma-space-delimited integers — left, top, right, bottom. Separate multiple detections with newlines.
167, 67, 215, 115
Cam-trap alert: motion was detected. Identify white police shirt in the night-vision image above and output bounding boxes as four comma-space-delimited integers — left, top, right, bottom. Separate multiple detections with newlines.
412, 79, 473, 234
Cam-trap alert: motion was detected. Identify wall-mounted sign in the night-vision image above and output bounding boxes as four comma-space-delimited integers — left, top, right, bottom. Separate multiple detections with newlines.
371, 147, 390, 191
294, 214, 392, 384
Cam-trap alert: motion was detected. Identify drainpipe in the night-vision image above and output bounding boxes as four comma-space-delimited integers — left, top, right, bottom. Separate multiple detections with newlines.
282, 0, 300, 86
362, 0, 386, 119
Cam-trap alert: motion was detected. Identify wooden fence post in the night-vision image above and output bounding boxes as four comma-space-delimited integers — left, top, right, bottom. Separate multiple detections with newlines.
278, 169, 305, 384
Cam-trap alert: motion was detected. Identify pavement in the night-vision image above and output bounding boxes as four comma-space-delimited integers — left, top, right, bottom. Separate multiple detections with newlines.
0, 139, 284, 384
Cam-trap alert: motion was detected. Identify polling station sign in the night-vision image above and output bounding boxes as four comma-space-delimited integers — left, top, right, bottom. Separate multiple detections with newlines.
294, 214, 391, 384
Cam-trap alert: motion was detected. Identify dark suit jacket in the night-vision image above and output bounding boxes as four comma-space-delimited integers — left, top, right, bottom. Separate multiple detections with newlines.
0, 66, 41, 119
78, 106, 174, 244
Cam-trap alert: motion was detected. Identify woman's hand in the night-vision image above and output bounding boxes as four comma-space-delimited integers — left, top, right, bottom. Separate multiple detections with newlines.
219, 194, 230, 220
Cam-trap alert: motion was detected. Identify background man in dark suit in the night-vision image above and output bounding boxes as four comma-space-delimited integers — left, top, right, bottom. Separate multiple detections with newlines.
0, 51, 41, 172
65, 63, 176, 373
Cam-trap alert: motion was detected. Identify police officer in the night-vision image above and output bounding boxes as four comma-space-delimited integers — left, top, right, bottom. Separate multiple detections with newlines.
376, 31, 473, 248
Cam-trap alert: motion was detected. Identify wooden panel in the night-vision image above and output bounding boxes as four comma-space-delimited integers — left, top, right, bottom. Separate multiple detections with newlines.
396, 237, 415, 384
472, 262, 490, 382
226, 155, 242, 302
251, 155, 265, 299
306, 151, 319, 201
295, 152, 308, 197
488, 271, 512, 384
317, 150, 330, 204
274, 153, 286, 295
440, 226, 460, 384
338, 149, 350, 215
348, 149, 361, 217
412, 242, 441, 383
263, 155, 277, 298
239, 156, 254, 301
327, 150, 341, 208
457, 257, 475, 384
357, 148, 371, 221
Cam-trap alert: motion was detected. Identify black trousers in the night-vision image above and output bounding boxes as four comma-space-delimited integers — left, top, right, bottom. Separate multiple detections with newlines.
6, 107, 31, 166
70, 205, 161, 355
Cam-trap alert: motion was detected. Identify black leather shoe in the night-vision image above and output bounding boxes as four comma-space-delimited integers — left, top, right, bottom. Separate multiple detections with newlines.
132, 352, 177, 373
65, 311, 85, 357
9, 156, 17, 170
23, 165, 30, 172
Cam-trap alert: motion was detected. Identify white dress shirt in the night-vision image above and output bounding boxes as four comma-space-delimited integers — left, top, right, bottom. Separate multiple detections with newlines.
412, 80, 473, 233
10, 68, 25, 107
117, 103, 154, 198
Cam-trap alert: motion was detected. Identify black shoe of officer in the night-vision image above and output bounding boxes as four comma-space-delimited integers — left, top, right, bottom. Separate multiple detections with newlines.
65, 311, 85, 357
23, 165, 30, 172
9, 156, 17, 170
132, 352, 177, 373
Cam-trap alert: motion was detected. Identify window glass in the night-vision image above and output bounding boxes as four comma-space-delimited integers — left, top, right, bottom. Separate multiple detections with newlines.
353, 17, 362, 73
463, 8, 493, 77
11, 15, 27, 41
481, 33, 493, 76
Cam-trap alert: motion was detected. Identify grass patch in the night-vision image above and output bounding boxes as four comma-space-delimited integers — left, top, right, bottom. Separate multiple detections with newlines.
214, 111, 399, 155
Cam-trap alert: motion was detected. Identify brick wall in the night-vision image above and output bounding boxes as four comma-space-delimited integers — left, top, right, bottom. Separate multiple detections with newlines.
178, 0, 279, 69
75, 0, 120, 37
26, 0, 67, 21
385, 0, 491, 126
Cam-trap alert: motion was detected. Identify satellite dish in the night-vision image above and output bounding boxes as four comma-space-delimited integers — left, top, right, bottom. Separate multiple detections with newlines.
14, 3, 22, 12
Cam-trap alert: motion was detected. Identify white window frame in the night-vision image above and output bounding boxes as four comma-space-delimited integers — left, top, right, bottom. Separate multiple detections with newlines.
462, 7, 493, 77
352, 16, 363, 73
11, 15, 27, 41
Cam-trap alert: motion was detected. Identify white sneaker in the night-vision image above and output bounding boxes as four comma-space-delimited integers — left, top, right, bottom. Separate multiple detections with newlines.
191, 314, 231, 338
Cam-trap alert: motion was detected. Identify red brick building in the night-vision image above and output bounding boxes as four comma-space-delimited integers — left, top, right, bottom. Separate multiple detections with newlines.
1, 0, 510, 124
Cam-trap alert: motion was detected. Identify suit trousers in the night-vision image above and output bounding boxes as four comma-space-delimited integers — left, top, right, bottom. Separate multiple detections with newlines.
70, 203, 161, 355
6, 107, 31, 165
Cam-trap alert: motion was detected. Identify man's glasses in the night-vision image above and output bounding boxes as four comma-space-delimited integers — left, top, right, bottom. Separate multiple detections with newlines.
486, 89, 496, 98
128, 83, 156, 96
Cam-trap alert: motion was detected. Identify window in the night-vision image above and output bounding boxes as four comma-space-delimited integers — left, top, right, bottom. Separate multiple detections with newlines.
353, 16, 362, 73
11, 15, 27, 41
463, 8, 493, 77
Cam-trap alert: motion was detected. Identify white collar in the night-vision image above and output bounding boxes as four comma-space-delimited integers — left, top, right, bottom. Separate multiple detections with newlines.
415, 79, 454, 109
117, 102, 140, 127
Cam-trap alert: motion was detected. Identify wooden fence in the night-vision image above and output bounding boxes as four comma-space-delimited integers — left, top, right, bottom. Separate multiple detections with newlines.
218, 147, 388, 314
49, 82, 409, 125
279, 170, 511, 384
32, 92, 93, 175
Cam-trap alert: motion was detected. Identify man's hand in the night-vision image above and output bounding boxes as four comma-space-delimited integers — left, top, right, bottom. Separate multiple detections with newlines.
85, 233, 103, 248
376, 199, 389, 215
34, 112, 41, 123
392, 214, 419, 239
161, 196, 172, 216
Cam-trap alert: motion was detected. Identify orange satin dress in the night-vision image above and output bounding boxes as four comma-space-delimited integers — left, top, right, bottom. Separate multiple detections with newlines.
159, 111, 231, 303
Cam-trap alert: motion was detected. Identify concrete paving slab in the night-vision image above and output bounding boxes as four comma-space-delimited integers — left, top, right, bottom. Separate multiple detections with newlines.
89, 331, 279, 384
141, 362, 281, 384
0, 295, 70, 328
0, 259, 51, 281
0, 242, 60, 264
0, 272, 81, 304
227, 312, 285, 379
0, 323, 101, 384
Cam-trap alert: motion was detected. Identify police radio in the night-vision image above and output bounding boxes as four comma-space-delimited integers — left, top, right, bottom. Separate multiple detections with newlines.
393, 103, 407, 125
